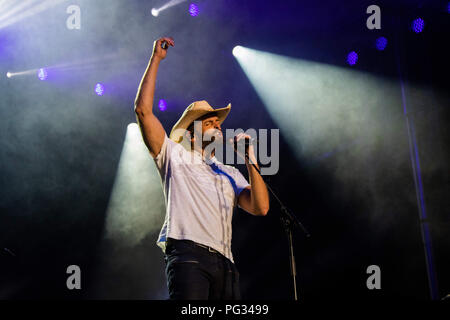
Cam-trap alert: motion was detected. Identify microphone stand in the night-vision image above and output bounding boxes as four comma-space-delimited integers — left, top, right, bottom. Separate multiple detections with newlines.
239, 146, 311, 301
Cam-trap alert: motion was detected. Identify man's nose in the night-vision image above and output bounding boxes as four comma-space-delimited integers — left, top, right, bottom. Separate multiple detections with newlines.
215, 122, 221, 130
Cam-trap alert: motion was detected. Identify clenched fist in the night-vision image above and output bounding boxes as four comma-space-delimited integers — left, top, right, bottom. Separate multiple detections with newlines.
152, 37, 174, 60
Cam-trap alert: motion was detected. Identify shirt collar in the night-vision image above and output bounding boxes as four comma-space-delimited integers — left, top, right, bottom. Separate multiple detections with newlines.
192, 148, 218, 165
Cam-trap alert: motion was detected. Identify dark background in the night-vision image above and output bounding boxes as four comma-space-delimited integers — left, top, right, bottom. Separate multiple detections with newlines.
0, 0, 448, 300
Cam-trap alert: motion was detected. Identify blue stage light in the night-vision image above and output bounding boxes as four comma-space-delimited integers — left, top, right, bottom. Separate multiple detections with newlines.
158, 99, 167, 111
95, 83, 105, 96
375, 37, 388, 51
189, 3, 199, 16
347, 51, 358, 66
412, 18, 425, 33
37, 68, 47, 81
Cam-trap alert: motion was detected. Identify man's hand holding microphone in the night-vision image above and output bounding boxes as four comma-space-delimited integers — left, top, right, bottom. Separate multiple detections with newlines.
152, 37, 174, 61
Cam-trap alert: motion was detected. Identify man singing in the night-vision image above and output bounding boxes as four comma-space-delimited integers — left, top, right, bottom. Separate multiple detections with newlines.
134, 37, 269, 300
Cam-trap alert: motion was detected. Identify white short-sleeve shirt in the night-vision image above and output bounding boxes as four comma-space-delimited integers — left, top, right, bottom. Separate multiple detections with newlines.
154, 134, 250, 263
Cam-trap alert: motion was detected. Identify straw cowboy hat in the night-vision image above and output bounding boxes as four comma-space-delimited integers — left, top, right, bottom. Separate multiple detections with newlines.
169, 100, 231, 143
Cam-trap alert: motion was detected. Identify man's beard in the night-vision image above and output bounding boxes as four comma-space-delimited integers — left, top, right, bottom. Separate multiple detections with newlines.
202, 128, 223, 147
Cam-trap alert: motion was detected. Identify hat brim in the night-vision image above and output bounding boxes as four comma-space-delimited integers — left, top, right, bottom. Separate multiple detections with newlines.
169, 103, 231, 143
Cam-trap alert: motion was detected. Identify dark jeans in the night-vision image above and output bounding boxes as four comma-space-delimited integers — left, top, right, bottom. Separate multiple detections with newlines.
164, 238, 241, 300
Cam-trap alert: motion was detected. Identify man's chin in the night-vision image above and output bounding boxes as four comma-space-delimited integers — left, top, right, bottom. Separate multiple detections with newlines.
204, 130, 223, 145
211, 135, 224, 145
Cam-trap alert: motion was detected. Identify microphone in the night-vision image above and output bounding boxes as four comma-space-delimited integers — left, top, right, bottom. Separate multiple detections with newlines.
229, 137, 258, 150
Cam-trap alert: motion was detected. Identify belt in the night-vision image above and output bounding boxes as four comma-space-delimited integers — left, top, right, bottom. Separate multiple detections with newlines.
193, 242, 220, 254
167, 238, 221, 254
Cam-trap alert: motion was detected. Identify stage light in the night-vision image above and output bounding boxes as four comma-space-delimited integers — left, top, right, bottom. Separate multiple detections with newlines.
158, 99, 167, 111
412, 18, 425, 33
232, 46, 244, 57
151, 8, 159, 17
448, 2, 450, 13
37, 68, 47, 81
0, 0, 67, 30
189, 3, 199, 16
347, 51, 358, 65
95, 83, 105, 96
95, 122, 167, 298
232, 46, 399, 168
375, 37, 388, 51
150, 0, 187, 17
103, 122, 166, 246
5, 69, 37, 78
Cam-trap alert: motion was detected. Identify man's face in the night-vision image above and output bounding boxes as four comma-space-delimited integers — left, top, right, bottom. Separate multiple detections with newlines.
200, 115, 222, 144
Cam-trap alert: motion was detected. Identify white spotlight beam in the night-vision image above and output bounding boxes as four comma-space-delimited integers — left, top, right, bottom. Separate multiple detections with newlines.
5, 50, 135, 79
5, 68, 37, 78
104, 123, 165, 247
0, 0, 20, 16
151, 0, 187, 17
233, 46, 399, 159
0, 0, 68, 30
0, 0, 37, 22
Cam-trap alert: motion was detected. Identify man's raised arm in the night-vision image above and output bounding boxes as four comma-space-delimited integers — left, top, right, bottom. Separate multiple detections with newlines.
134, 37, 174, 158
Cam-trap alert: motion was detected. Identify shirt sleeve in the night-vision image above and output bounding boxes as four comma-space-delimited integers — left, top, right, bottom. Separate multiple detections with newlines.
233, 168, 251, 198
154, 134, 176, 181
